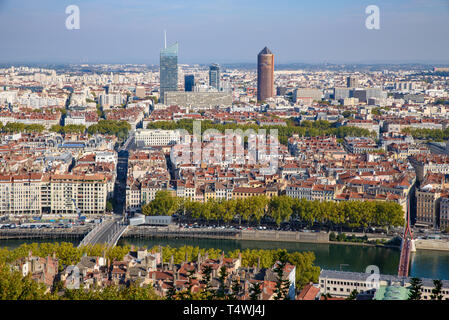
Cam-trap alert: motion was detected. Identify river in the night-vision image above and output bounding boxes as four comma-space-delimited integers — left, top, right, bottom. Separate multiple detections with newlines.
1, 238, 448, 280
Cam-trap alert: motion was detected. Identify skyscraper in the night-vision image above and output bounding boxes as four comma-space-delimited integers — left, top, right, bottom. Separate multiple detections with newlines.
347, 76, 358, 88
257, 47, 274, 102
160, 35, 178, 104
209, 64, 220, 90
184, 75, 195, 92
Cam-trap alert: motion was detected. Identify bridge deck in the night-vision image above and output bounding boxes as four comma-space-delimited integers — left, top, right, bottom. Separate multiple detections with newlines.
78, 218, 127, 248
398, 239, 411, 277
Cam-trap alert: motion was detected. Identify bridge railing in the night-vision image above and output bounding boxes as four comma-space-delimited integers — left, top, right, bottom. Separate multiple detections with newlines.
106, 221, 128, 248
78, 218, 111, 248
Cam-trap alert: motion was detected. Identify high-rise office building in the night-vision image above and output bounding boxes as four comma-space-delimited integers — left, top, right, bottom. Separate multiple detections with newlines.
209, 64, 220, 90
347, 76, 358, 88
257, 47, 274, 102
160, 39, 178, 104
184, 75, 195, 92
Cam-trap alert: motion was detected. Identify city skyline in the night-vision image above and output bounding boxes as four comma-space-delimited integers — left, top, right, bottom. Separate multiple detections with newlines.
0, 0, 448, 64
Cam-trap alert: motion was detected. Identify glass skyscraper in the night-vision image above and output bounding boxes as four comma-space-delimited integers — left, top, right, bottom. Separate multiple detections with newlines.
209, 64, 220, 90
160, 42, 178, 103
184, 74, 195, 92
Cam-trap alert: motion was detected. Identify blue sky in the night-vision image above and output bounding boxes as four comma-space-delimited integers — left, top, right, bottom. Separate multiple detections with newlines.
0, 0, 448, 64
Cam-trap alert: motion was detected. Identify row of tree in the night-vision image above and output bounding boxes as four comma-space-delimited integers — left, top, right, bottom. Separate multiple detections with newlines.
408, 277, 444, 300
402, 127, 449, 142
87, 119, 131, 140
142, 191, 405, 229
146, 119, 377, 145
0, 122, 45, 133
0, 242, 130, 271
50, 124, 87, 134
0, 119, 130, 140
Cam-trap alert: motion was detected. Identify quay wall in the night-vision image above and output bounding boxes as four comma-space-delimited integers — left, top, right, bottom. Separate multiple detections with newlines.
415, 239, 449, 251
123, 226, 330, 243
0, 229, 89, 240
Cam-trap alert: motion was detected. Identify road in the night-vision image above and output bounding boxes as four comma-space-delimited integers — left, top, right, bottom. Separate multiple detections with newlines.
113, 130, 134, 217
80, 217, 126, 246
87, 219, 116, 245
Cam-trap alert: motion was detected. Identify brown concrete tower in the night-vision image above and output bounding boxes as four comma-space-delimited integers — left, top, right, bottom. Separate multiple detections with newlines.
257, 46, 274, 103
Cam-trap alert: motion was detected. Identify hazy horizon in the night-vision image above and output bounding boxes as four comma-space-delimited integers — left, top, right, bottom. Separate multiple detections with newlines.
1, 0, 448, 65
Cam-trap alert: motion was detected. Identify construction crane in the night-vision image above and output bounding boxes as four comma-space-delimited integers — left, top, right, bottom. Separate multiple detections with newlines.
71, 199, 86, 222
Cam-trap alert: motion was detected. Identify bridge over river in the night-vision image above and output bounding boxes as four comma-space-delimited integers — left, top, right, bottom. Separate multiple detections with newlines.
78, 217, 128, 248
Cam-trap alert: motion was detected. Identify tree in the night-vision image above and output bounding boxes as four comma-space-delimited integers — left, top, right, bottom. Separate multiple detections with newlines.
249, 195, 269, 224
347, 289, 358, 300
342, 110, 353, 118
216, 265, 229, 299
106, 200, 114, 212
141, 190, 179, 216
0, 263, 50, 300
166, 286, 177, 300
322, 293, 333, 300
230, 279, 242, 300
430, 279, 443, 300
287, 251, 320, 290
235, 198, 253, 225
268, 196, 293, 226
249, 282, 262, 300
87, 120, 130, 139
2, 122, 45, 133
408, 277, 423, 300
273, 252, 290, 300
200, 265, 214, 299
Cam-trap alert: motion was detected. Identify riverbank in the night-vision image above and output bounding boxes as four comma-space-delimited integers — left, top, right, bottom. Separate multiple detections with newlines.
329, 240, 400, 249
0, 227, 90, 240
415, 239, 449, 251
124, 226, 449, 252
3, 225, 449, 252
123, 226, 329, 243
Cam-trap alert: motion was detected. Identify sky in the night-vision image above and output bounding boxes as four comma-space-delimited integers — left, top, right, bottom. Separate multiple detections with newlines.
0, 0, 448, 65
